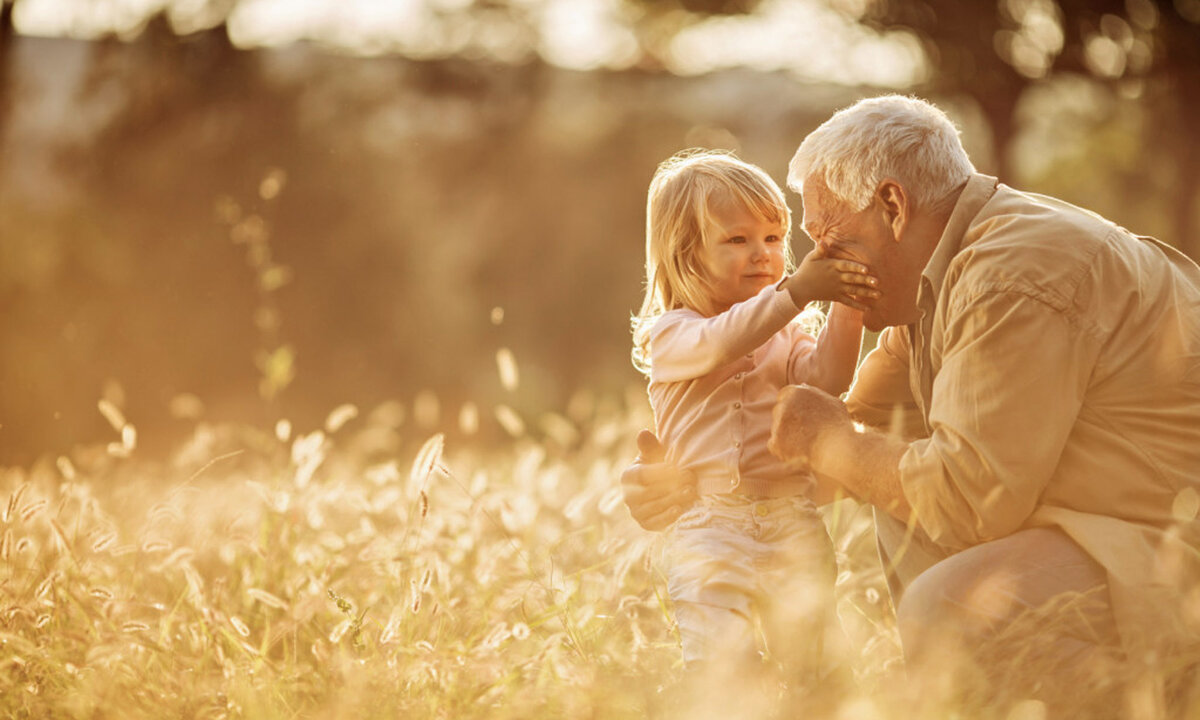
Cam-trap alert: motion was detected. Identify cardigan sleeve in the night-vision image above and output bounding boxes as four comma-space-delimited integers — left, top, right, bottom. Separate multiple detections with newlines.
649, 284, 801, 383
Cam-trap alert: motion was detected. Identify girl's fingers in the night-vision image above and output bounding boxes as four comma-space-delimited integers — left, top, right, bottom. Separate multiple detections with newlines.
833, 259, 870, 274
839, 271, 878, 287
840, 278, 880, 299
841, 292, 877, 310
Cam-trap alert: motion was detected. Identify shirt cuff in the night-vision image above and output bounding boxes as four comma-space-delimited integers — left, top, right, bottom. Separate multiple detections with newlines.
771, 278, 802, 314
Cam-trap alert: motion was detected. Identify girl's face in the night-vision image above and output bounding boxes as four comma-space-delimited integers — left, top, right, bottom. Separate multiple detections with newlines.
697, 192, 788, 314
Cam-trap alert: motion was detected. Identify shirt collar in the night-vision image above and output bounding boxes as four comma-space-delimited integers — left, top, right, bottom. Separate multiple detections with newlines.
919, 173, 999, 304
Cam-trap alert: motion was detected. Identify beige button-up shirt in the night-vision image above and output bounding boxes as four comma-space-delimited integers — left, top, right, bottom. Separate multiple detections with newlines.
846, 174, 1200, 651
649, 285, 861, 498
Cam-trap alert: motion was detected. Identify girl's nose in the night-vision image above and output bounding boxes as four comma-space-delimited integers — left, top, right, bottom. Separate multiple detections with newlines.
750, 239, 770, 261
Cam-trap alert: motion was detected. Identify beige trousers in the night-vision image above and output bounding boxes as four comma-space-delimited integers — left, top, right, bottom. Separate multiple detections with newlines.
874, 511, 1119, 664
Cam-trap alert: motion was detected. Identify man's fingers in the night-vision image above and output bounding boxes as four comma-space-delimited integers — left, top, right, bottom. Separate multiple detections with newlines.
777, 383, 801, 404
771, 384, 810, 462
625, 470, 695, 513
630, 488, 695, 530
635, 429, 666, 464
640, 505, 686, 532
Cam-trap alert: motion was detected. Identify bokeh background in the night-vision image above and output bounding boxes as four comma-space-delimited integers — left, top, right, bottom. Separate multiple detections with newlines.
2, 0, 1198, 466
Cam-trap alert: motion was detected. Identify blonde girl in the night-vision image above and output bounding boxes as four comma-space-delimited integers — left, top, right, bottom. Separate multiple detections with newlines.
632, 149, 877, 707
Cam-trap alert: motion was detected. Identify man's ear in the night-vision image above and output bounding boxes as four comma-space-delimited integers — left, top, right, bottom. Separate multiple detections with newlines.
876, 179, 909, 241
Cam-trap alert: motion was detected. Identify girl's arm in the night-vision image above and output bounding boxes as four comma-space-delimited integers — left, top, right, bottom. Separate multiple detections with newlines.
650, 286, 800, 383
788, 302, 864, 396
652, 252, 876, 384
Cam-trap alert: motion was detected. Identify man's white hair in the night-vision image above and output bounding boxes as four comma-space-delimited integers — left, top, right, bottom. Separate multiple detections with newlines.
788, 95, 975, 211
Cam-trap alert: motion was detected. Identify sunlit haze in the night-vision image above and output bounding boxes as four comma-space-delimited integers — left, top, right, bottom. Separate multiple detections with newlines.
665, 0, 925, 85
15, 0, 922, 83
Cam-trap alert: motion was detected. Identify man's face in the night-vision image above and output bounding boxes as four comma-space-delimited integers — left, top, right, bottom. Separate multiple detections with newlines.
800, 181, 920, 331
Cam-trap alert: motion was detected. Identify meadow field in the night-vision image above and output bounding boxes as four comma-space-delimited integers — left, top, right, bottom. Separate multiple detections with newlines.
1, 388, 1195, 719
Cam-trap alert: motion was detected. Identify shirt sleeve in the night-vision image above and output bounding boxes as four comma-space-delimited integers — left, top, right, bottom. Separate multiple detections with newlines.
899, 289, 1100, 550
845, 326, 925, 438
649, 285, 800, 383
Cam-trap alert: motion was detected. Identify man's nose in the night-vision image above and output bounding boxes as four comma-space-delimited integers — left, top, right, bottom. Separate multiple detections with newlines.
815, 237, 846, 258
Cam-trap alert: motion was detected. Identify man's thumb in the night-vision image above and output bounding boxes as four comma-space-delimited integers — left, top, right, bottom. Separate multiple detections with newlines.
635, 429, 666, 463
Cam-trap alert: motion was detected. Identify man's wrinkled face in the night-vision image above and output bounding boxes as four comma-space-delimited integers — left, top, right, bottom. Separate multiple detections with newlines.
800, 180, 919, 331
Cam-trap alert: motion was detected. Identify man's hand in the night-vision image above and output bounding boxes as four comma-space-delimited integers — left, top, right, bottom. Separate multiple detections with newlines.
620, 430, 697, 531
768, 384, 853, 468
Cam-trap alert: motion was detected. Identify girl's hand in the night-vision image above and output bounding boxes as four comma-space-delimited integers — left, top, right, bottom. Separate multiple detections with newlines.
787, 246, 879, 310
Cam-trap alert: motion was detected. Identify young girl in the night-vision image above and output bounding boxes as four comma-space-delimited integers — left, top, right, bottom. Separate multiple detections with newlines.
631, 150, 877, 706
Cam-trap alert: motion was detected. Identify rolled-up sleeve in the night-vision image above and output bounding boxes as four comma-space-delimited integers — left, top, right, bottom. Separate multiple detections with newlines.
846, 326, 925, 438
900, 289, 1099, 549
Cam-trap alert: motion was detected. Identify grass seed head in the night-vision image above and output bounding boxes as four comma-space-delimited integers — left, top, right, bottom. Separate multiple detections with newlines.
409, 434, 445, 491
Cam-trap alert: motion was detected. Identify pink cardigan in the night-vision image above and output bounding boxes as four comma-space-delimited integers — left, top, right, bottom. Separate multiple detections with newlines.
648, 284, 863, 497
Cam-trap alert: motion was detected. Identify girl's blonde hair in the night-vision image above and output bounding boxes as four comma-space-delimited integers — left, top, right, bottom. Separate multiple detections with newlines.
631, 149, 794, 375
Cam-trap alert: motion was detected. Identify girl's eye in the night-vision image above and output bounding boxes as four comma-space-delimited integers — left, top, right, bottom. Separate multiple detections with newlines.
766, 235, 781, 243
727, 236, 746, 244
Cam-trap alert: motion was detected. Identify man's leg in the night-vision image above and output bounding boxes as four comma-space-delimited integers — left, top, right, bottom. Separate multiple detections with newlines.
893, 527, 1121, 712
873, 507, 948, 615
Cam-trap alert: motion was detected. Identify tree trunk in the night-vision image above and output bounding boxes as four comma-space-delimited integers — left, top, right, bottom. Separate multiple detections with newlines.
0, 0, 16, 164
972, 85, 1021, 184
1169, 77, 1200, 261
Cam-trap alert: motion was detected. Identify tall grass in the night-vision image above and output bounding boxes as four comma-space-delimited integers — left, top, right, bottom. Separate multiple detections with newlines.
0, 391, 1195, 719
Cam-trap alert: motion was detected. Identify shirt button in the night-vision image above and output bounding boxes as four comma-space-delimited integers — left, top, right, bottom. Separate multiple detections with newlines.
755, 504, 769, 517
733, 440, 742, 449
733, 402, 742, 409
734, 373, 744, 380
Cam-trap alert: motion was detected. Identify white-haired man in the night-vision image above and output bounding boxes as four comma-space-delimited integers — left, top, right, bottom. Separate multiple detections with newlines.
623, 95, 1200, 695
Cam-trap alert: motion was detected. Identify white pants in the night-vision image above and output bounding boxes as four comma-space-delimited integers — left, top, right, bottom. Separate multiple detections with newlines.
663, 494, 843, 684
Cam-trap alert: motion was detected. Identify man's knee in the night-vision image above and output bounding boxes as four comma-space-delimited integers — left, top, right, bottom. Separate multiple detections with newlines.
895, 528, 1116, 656
894, 550, 996, 651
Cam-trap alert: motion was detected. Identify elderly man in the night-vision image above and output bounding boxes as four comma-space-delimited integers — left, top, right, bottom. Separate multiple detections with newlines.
623, 95, 1200, 697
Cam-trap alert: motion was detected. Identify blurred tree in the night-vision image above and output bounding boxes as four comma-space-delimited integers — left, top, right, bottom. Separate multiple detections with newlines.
847, 0, 1033, 181
4, 0, 1194, 464
834, 0, 1198, 255
0, 0, 16, 158
1049, 0, 1200, 256
46, 12, 309, 443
